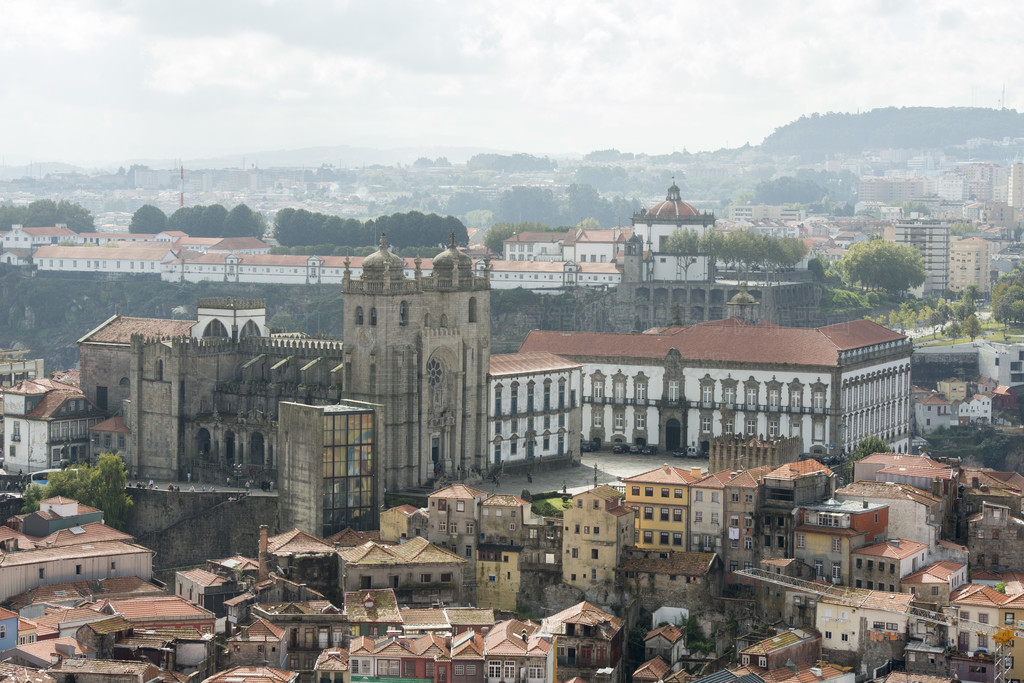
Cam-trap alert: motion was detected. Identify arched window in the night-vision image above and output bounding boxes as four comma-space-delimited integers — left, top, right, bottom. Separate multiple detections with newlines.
156, 360, 164, 381
468, 297, 478, 323
423, 313, 431, 328
202, 319, 229, 338
370, 308, 377, 326
440, 314, 448, 328
399, 301, 408, 326
355, 307, 364, 325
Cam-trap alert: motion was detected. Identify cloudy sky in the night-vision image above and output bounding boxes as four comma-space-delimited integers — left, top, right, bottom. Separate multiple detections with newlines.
2, 0, 1020, 166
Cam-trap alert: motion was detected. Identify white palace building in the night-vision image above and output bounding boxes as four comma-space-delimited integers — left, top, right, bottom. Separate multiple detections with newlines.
518, 313, 912, 458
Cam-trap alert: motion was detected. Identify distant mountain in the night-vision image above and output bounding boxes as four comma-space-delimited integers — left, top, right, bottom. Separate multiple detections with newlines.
760, 107, 1024, 160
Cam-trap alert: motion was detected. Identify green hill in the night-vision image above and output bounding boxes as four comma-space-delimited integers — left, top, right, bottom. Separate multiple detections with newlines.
760, 107, 1024, 160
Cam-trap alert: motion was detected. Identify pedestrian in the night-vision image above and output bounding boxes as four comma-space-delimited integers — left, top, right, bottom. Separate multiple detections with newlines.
187, 472, 191, 483
227, 476, 231, 487
189, 485, 195, 492
201, 485, 206, 492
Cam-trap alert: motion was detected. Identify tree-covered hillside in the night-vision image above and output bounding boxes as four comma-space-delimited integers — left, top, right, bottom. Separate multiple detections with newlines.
761, 107, 1024, 160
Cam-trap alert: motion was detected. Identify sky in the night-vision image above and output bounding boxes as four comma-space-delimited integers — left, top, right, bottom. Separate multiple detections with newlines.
2, 0, 1022, 166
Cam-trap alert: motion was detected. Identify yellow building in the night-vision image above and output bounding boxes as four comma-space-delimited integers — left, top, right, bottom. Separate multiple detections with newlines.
562, 485, 635, 590
937, 378, 969, 403
476, 545, 521, 611
379, 504, 426, 543
622, 465, 700, 550
949, 236, 992, 293
999, 591, 1024, 683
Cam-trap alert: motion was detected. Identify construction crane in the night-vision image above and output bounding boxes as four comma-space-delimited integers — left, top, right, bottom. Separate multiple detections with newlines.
735, 567, 1015, 683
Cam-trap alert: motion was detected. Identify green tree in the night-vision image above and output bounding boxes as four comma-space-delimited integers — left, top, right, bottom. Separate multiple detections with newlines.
839, 237, 926, 294
852, 435, 891, 462
223, 204, 266, 238
129, 204, 167, 234
945, 321, 962, 340
664, 229, 703, 280
963, 314, 982, 341
21, 454, 134, 529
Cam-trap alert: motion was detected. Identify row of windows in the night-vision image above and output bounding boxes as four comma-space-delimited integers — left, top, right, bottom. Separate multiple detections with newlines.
700, 383, 824, 408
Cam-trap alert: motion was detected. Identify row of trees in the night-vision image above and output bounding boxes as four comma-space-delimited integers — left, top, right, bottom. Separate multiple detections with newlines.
273, 209, 468, 249
21, 453, 133, 529
663, 229, 808, 280
130, 204, 268, 239
0, 199, 94, 233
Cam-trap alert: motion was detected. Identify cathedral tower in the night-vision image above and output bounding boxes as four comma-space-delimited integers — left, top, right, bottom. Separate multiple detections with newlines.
342, 234, 490, 491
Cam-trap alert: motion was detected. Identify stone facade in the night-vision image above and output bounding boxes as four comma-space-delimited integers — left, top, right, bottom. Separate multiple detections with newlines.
709, 434, 801, 473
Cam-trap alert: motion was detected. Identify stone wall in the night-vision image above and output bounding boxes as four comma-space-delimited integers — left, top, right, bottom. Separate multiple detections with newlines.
912, 350, 979, 387
127, 489, 279, 570
709, 434, 802, 472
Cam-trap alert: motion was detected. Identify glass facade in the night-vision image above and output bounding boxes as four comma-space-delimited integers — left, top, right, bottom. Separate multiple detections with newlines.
322, 408, 376, 536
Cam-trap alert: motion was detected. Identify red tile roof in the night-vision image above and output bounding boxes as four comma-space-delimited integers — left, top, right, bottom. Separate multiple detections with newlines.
902, 561, 966, 584
429, 483, 486, 500
852, 539, 928, 560
79, 315, 195, 344
489, 352, 581, 376
767, 459, 834, 480
519, 318, 905, 367
622, 465, 701, 486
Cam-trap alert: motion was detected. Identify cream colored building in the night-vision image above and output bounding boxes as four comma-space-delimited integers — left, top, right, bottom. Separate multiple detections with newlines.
562, 485, 635, 590
948, 236, 992, 293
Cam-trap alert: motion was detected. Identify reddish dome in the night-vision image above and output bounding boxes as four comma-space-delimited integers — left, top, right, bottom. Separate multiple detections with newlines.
647, 182, 700, 219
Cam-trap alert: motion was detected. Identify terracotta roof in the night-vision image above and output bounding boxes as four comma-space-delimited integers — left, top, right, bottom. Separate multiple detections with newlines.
90, 415, 130, 433
445, 607, 494, 626
78, 315, 195, 344
835, 481, 941, 506
741, 628, 817, 655
0, 661, 57, 683
82, 614, 134, 635
237, 618, 285, 641
483, 619, 547, 657
343, 589, 401, 623
766, 460, 834, 480
324, 527, 380, 547
450, 631, 485, 659
857, 453, 946, 469
503, 231, 567, 244
645, 624, 683, 643
489, 352, 581, 376
620, 550, 718, 577
951, 583, 1010, 607
852, 539, 928, 560
399, 608, 449, 627
267, 528, 336, 555
41, 522, 134, 547
622, 465, 700, 486
483, 494, 529, 507
99, 595, 215, 623
10, 636, 95, 661
692, 469, 738, 489
177, 568, 229, 587
881, 674, 955, 683
902, 561, 966, 584
429, 483, 485, 500
634, 656, 671, 681
519, 318, 904, 368
314, 648, 350, 672
0, 540, 153, 567
876, 464, 955, 480
202, 666, 297, 683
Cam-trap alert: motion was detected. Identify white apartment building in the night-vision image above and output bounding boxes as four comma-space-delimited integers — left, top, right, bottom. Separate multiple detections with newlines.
885, 218, 950, 297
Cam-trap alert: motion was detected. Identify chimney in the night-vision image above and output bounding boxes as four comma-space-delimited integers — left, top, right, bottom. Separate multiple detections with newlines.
972, 477, 980, 489
258, 525, 269, 582
691, 468, 701, 478
890, 539, 900, 548
863, 501, 868, 509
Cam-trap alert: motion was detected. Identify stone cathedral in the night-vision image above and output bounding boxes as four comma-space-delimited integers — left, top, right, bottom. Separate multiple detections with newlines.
341, 234, 491, 490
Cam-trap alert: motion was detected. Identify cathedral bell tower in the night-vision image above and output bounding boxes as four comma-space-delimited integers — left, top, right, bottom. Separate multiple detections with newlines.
342, 233, 490, 490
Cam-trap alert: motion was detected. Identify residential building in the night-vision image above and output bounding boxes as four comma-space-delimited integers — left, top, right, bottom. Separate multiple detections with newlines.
519, 318, 912, 457
960, 468, 1024, 517
977, 340, 1024, 387
541, 602, 624, 683
0, 349, 43, 387
967, 502, 1024, 571
2, 377, 105, 473
0, 541, 154, 603
835, 481, 943, 549
476, 494, 538, 611
251, 600, 345, 674
760, 460, 836, 561
816, 590, 914, 677
338, 537, 467, 606
948, 237, 992, 293
450, 630, 485, 683
426, 484, 486, 563
313, 649, 350, 683
723, 466, 772, 585
226, 618, 287, 669
643, 625, 686, 671
936, 378, 969, 402
623, 465, 700, 550
618, 549, 723, 613
885, 219, 950, 297
689, 470, 731, 555
481, 619, 553, 683
949, 583, 1008, 683
47, 658, 162, 683
914, 393, 956, 434
0, 606, 17, 652
342, 590, 401, 639
488, 352, 583, 469
958, 394, 993, 425
200, 666, 298, 683
738, 628, 821, 670
562, 485, 635, 590
379, 504, 428, 543
502, 231, 568, 261
850, 539, 929, 591
96, 595, 215, 633
902, 561, 968, 606
793, 498, 889, 585
175, 568, 243, 618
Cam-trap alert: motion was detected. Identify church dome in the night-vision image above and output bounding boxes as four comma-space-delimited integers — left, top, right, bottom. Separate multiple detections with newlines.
432, 233, 473, 273
362, 233, 405, 279
647, 182, 701, 219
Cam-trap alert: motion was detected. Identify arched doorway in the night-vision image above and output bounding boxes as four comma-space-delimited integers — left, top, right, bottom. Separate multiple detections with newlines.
225, 431, 236, 466
665, 419, 682, 451
196, 429, 211, 458
250, 433, 265, 466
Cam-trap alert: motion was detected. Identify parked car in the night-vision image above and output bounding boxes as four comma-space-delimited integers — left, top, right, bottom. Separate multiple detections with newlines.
612, 444, 629, 454
628, 445, 642, 454
672, 448, 688, 458
580, 440, 597, 452
641, 445, 658, 455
